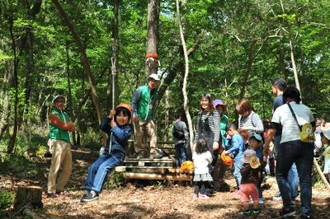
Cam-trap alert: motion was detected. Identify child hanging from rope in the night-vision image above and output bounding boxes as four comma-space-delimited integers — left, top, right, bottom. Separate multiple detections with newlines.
80, 103, 132, 202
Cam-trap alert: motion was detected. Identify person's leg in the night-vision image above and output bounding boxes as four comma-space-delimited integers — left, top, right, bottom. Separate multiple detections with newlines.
233, 159, 242, 189
90, 152, 124, 193
296, 142, 313, 217
147, 120, 158, 157
133, 120, 143, 156
276, 141, 297, 212
56, 142, 72, 192
84, 155, 109, 190
179, 143, 187, 165
194, 181, 200, 195
174, 144, 180, 167
47, 140, 65, 194
288, 163, 299, 199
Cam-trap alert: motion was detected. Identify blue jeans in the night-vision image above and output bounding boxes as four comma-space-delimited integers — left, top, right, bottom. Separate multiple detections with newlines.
85, 152, 125, 193
276, 140, 313, 216
233, 157, 243, 189
175, 143, 187, 167
275, 135, 299, 199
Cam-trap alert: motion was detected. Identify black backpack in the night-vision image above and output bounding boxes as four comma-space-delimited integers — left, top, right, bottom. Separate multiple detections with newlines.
173, 123, 185, 139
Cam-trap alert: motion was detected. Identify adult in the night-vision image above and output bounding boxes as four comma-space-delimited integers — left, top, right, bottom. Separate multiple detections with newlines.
270, 78, 299, 202
172, 114, 189, 167
131, 73, 161, 158
212, 99, 230, 191
47, 95, 75, 198
236, 98, 264, 141
195, 94, 220, 193
263, 87, 315, 218
195, 94, 220, 154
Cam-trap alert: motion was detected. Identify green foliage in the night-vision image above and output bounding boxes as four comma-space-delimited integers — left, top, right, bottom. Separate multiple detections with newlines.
105, 172, 126, 190
0, 190, 14, 210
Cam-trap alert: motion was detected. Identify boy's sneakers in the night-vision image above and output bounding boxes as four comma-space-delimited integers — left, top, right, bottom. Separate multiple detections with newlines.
253, 209, 260, 215
198, 194, 210, 199
80, 190, 99, 202
273, 191, 282, 201
280, 206, 296, 217
243, 210, 252, 216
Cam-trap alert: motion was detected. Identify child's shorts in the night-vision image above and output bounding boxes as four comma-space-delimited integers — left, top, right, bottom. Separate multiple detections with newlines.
240, 183, 259, 203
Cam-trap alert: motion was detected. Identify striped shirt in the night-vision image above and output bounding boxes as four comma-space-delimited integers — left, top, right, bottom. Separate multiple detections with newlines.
195, 110, 220, 143
238, 111, 264, 135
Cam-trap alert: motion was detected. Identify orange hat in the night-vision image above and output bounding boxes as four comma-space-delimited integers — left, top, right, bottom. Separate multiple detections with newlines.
115, 103, 132, 116
220, 153, 234, 166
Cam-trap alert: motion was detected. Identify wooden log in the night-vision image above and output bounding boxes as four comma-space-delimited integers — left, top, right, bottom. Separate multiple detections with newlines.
14, 186, 43, 212
313, 158, 330, 190
122, 172, 193, 181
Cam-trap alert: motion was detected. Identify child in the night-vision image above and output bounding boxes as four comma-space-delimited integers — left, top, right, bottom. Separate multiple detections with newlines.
321, 129, 330, 182
223, 123, 245, 192
240, 149, 262, 216
193, 139, 213, 199
80, 103, 132, 202
248, 133, 266, 203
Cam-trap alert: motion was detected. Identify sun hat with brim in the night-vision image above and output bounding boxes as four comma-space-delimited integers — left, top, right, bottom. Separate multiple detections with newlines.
148, 73, 160, 81
52, 95, 66, 104
241, 149, 257, 163
213, 99, 226, 108
249, 133, 263, 143
321, 129, 330, 140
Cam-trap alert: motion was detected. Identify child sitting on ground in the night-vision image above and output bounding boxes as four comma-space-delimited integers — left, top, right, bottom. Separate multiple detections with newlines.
193, 138, 213, 199
240, 149, 262, 216
223, 123, 245, 193
248, 133, 266, 203
321, 129, 330, 182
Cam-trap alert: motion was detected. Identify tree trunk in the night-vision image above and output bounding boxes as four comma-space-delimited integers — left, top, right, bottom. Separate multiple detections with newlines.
175, 0, 194, 153
52, 0, 102, 125
145, 0, 160, 76
7, 17, 19, 153
14, 186, 43, 212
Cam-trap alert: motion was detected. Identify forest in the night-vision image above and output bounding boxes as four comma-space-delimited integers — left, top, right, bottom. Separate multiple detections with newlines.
0, 0, 330, 217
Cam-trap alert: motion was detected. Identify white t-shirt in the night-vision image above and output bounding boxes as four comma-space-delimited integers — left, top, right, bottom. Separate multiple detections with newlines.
192, 151, 213, 174
272, 101, 314, 143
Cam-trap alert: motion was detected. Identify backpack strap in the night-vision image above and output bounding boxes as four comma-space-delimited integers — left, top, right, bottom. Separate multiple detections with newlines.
287, 103, 302, 131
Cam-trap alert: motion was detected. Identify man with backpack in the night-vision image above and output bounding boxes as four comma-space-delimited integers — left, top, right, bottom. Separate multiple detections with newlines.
172, 114, 189, 167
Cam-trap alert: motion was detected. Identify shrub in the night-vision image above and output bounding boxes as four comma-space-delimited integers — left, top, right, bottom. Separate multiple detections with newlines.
0, 190, 15, 210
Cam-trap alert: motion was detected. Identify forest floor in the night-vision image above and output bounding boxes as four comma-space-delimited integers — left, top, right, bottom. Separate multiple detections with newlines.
1, 147, 330, 219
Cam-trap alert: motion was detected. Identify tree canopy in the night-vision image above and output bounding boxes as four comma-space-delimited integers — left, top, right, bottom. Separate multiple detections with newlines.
1, 0, 329, 151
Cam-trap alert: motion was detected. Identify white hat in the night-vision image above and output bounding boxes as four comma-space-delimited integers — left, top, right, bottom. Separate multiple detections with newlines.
52, 95, 66, 104
249, 133, 263, 143
322, 129, 330, 140
241, 149, 256, 163
148, 73, 160, 81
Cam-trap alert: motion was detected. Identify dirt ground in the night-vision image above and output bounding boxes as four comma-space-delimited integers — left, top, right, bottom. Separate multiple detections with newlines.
2, 147, 330, 218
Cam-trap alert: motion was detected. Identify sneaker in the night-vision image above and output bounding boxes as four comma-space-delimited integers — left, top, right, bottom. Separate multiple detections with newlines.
193, 193, 198, 198
81, 190, 99, 202
273, 191, 282, 201
198, 194, 210, 199
243, 210, 252, 216
259, 198, 264, 204
253, 209, 260, 215
280, 207, 296, 217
